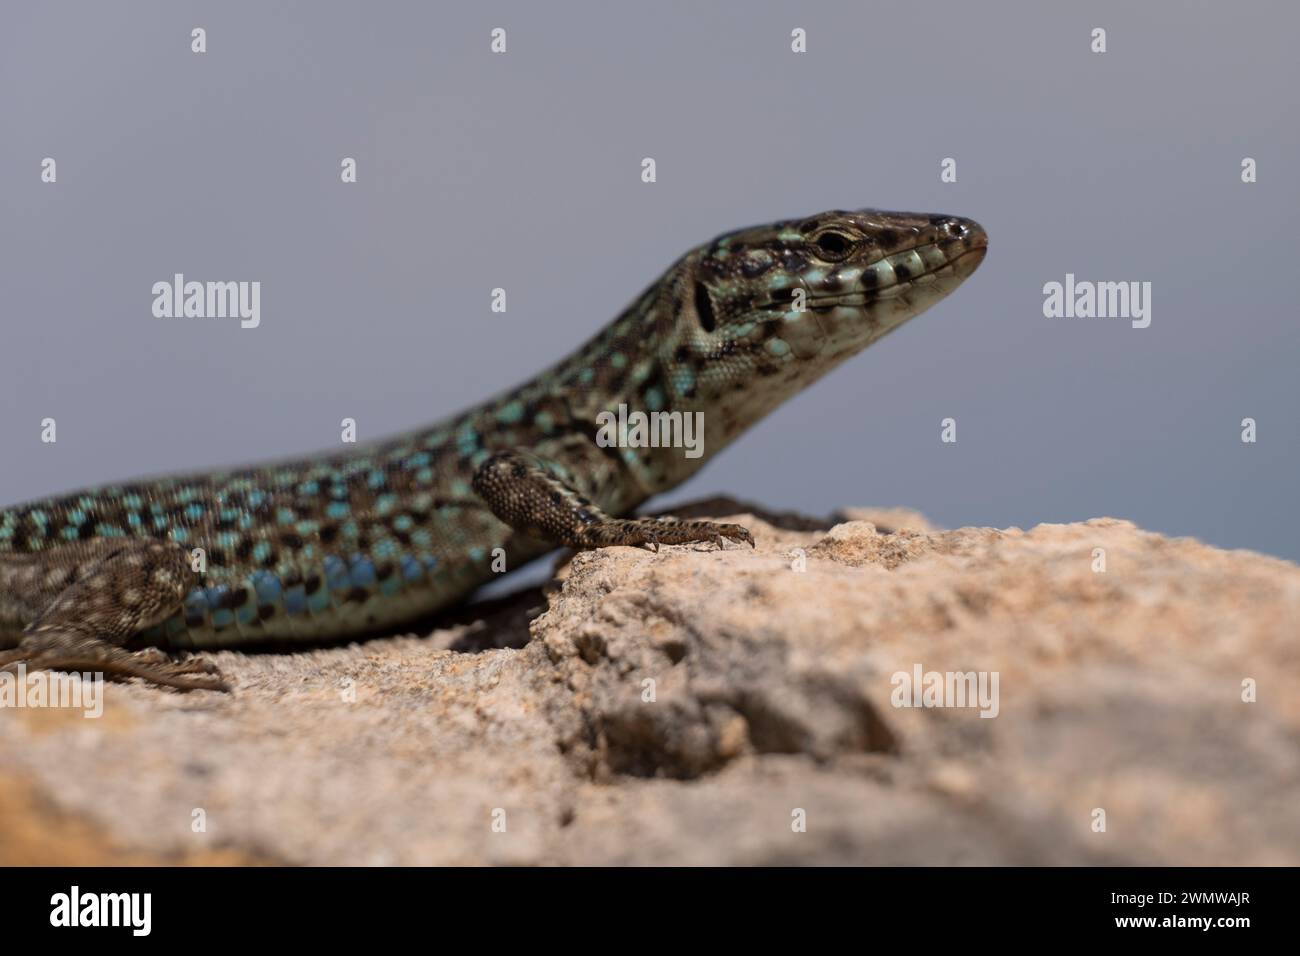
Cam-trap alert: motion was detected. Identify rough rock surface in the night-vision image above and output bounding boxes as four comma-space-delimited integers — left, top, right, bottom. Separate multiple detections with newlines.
2, 503, 1297, 865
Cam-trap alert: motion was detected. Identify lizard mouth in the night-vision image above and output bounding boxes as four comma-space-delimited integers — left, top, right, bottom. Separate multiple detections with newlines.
756, 243, 987, 313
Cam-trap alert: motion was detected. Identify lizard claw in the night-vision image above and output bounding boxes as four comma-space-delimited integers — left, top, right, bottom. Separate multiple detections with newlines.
714, 523, 754, 549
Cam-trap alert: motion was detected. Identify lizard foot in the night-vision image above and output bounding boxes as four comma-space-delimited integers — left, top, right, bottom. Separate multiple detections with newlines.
626, 518, 755, 552
473, 449, 756, 551
0, 537, 225, 691
0, 632, 229, 693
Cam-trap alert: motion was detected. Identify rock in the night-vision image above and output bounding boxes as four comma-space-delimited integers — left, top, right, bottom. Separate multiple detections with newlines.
2, 507, 1297, 865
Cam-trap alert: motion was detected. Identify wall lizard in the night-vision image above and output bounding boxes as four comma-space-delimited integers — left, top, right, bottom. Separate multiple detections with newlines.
0, 208, 987, 690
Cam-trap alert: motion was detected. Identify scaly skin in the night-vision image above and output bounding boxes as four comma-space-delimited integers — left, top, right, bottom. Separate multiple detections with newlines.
0, 208, 987, 690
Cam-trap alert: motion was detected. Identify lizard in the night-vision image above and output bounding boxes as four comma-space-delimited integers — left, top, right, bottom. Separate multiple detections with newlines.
0, 208, 987, 691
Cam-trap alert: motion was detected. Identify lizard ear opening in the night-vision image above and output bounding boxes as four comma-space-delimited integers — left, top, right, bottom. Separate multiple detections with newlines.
693, 281, 717, 333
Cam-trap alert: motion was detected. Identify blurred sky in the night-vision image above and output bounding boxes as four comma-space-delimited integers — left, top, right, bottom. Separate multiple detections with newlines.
2, 1, 1297, 559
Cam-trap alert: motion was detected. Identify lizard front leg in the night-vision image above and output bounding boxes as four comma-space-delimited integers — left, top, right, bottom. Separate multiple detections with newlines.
472, 449, 753, 551
0, 539, 227, 692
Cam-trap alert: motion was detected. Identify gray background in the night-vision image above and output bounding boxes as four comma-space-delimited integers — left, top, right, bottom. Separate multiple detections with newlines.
2, 1, 1297, 560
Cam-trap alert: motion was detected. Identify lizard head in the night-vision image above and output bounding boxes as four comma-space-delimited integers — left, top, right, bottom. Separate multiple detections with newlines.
653, 207, 987, 455
682, 208, 987, 366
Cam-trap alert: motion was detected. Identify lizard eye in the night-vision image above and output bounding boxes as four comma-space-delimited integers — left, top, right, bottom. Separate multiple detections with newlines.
812, 231, 855, 261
